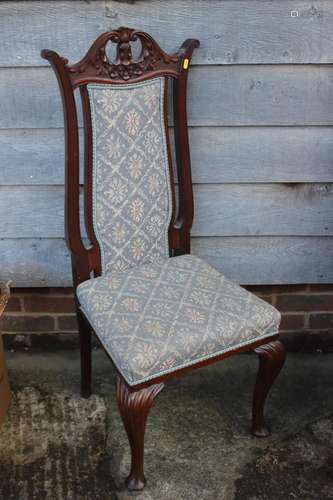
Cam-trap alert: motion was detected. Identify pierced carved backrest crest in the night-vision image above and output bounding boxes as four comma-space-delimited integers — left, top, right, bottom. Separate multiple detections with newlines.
42, 28, 199, 285
67, 27, 180, 83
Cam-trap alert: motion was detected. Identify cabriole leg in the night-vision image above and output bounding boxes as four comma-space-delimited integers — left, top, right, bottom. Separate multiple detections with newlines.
252, 339, 286, 437
77, 308, 92, 398
116, 375, 164, 491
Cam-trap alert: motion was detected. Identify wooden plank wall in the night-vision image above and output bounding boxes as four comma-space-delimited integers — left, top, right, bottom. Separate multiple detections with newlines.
1, 0, 333, 286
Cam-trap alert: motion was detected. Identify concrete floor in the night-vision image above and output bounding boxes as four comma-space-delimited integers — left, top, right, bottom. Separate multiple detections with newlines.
5, 349, 333, 500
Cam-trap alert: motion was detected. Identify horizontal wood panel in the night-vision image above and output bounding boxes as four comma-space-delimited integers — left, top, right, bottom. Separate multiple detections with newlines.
1, 184, 332, 238
0, 129, 66, 185
2, 65, 333, 128
0, 1, 106, 67
2, 127, 333, 185
1, 1, 333, 66
192, 237, 333, 285
189, 127, 333, 183
0, 239, 72, 287
1, 236, 332, 287
193, 184, 333, 237
0, 187, 64, 238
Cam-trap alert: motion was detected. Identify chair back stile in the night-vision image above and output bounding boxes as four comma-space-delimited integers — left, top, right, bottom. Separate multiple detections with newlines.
172, 39, 197, 255
41, 28, 199, 288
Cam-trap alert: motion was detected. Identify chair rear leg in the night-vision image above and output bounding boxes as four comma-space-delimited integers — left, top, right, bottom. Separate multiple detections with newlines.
77, 308, 92, 398
252, 339, 286, 437
116, 375, 164, 491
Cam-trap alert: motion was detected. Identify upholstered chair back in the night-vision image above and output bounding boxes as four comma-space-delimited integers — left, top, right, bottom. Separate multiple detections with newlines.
87, 78, 172, 274
42, 28, 199, 286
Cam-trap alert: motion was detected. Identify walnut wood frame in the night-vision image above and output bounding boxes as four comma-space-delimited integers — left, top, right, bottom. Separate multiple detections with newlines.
42, 27, 286, 491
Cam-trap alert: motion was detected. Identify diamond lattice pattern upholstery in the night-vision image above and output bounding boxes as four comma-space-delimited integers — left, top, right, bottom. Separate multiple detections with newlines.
87, 78, 172, 274
77, 255, 281, 385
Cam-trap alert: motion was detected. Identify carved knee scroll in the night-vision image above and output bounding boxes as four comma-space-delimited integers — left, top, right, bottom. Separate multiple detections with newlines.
252, 339, 286, 437
116, 376, 164, 490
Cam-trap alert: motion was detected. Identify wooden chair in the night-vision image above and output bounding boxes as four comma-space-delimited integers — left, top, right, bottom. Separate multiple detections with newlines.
42, 28, 285, 491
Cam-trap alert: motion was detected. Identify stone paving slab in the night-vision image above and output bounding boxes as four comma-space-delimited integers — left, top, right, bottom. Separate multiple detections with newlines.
0, 386, 116, 500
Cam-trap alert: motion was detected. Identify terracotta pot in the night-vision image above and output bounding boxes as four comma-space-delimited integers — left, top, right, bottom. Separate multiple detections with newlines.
0, 282, 11, 425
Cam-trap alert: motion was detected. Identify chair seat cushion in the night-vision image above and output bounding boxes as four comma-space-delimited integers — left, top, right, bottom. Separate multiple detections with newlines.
77, 255, 280, 386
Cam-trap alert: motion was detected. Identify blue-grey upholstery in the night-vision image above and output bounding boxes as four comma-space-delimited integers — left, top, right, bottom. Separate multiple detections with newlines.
79, 77, 281, 386
87, 77, 172, 274
77, 255, 281, 386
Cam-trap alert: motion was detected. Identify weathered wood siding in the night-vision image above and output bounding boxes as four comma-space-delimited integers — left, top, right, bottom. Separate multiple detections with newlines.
1, 0, 332, 286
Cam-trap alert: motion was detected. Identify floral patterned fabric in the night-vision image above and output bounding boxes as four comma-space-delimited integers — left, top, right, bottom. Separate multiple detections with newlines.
77, 255, 281, 386
87, 78, 172, 274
